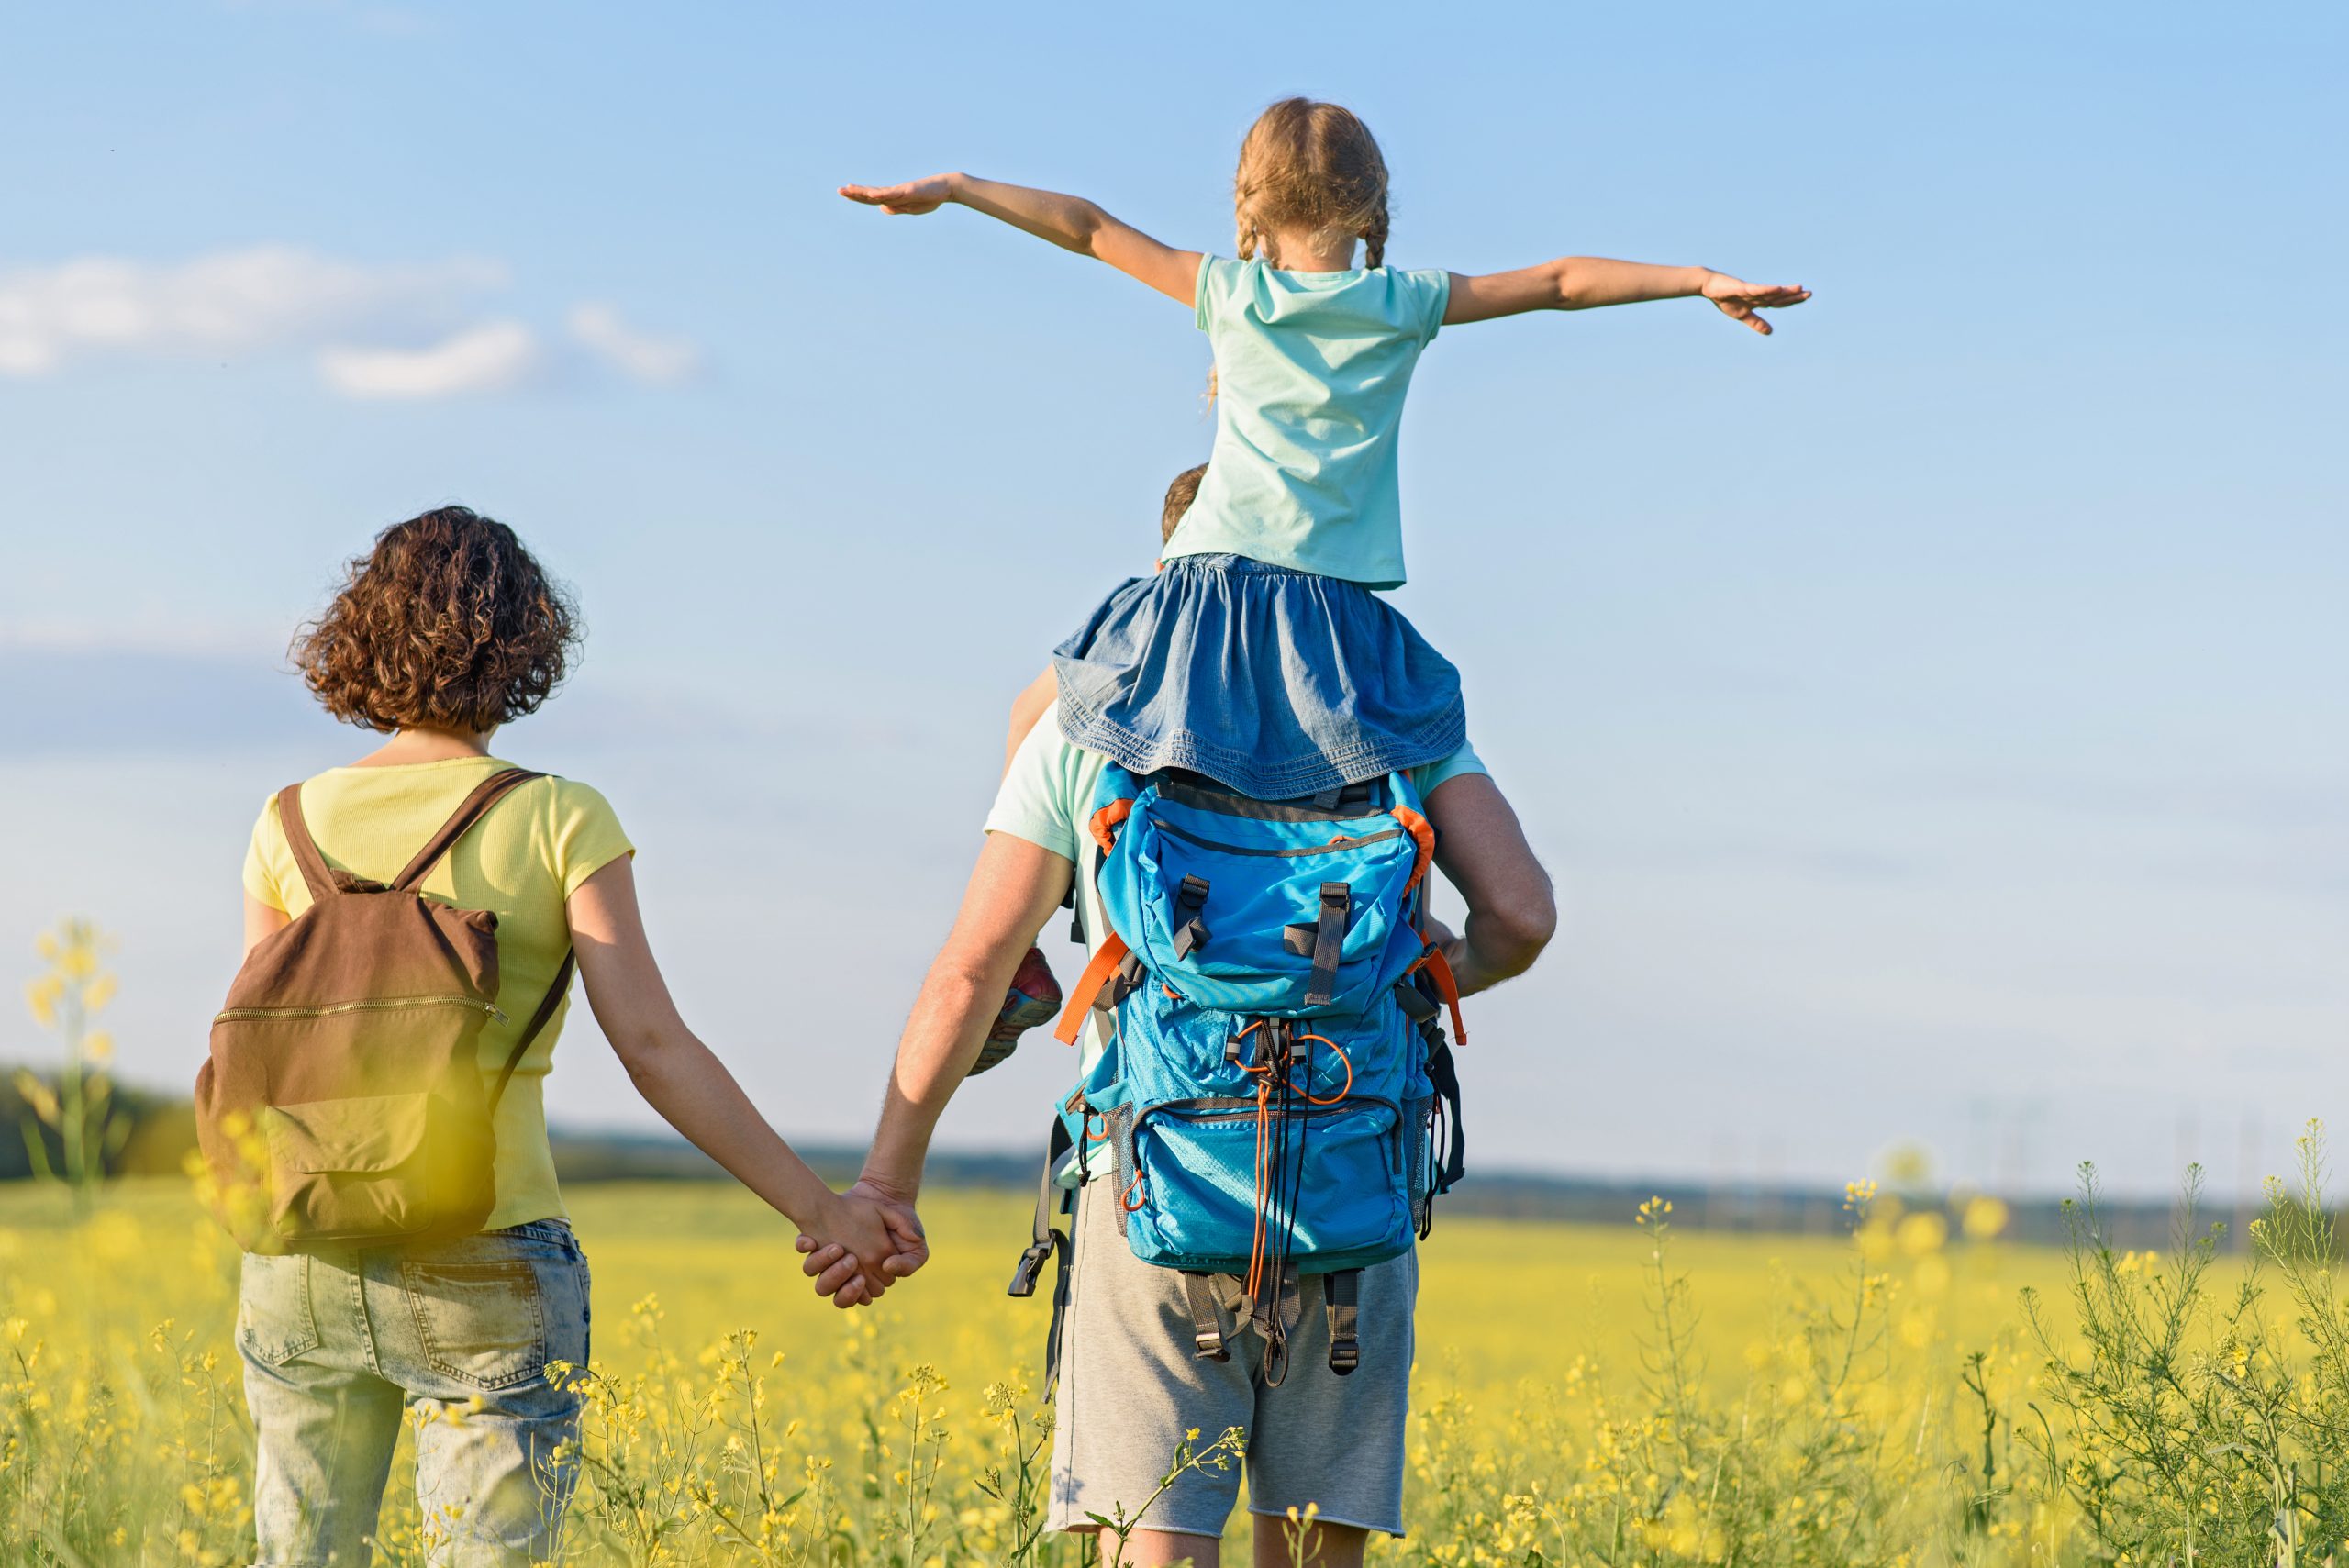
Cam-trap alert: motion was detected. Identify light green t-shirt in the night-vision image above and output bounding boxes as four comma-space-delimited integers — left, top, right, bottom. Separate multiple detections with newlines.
983, 716, 1486, 1073
241, 756, 635, 1230
1161, 254, 1452, 590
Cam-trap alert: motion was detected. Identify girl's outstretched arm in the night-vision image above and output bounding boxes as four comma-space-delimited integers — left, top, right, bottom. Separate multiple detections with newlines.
840, 172, 1200, 304
1444, 260, 1810, 334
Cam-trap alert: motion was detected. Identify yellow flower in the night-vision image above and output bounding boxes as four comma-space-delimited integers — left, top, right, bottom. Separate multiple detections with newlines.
1896, 1212, 1948, 1258
1961, 1195, 2009, 1240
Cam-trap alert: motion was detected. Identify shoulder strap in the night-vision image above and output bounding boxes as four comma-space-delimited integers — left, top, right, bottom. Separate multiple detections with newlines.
274, 784, 336, 904
391, 768, 545, 892
486, 950, 574, 1112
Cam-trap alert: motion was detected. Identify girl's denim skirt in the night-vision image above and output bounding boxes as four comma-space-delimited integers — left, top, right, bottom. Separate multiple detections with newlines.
1052, 554, 1465, 799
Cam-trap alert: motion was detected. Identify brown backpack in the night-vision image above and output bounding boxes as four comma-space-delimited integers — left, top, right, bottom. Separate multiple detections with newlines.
195, 768, 574, 1252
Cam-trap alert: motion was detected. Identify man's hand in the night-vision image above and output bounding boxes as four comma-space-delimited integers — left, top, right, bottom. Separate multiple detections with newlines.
1700, 272, 1811, 335
795, 1181, 928, 1309
838, 174, 958, 215
796, 1179, 929, 1308
1420, 914, 1468, 983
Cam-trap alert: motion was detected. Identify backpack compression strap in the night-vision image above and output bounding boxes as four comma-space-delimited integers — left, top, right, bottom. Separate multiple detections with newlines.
1175, 1266, 1364, 1377
1006, 1118, 1075, 1389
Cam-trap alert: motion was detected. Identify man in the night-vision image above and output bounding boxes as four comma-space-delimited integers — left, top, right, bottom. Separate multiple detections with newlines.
803, 474, 1557, 1565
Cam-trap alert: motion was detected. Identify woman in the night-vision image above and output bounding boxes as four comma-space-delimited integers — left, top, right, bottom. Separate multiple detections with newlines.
230, 506, 921, 1563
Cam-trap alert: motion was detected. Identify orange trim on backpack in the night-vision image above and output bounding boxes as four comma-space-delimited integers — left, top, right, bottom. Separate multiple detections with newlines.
1089, 797, 1133, 855
1052, 931, 1131, 1046
1419, 941, 1468, 1047
1391, 806, 1436, 895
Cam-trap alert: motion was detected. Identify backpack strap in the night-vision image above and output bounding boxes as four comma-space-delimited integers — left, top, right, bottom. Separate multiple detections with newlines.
1169, 875, 1212, 961
1302, 883, 1351, 1007
391, 768, 546, 893
1006, 1118, 1075, 1390
274, 783, 337, 903
487, 950, 575, 1113
1324, 1269, 1362, 1375
392, 766, 570, 1112
1052, 931, 1132, 1045
1182, 1271, 1232, 1362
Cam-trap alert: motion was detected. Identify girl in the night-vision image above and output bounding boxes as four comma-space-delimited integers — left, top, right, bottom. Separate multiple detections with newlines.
847, 98, 1806, 1073
842, 97, 1809, 803
230, 507, 920, 1564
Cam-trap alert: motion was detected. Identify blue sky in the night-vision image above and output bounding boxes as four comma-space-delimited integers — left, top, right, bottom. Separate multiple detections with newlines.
4, 1, 2343, 1198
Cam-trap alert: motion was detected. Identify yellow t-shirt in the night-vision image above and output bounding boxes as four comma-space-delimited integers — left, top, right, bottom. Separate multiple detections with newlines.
240, 755, 634, 1230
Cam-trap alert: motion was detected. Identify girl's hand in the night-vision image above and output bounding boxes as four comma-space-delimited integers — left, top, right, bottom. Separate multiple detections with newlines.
1700, 272, 1812, 335
839, 175, 958, 215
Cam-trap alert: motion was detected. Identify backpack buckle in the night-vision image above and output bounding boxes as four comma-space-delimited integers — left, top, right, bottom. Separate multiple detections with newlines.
1007, 1235, 1060, 1298
1170, 874, 1212, 961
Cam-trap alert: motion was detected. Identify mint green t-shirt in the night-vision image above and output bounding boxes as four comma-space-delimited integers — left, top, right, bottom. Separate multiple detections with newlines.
1161, 254, 1452, 591
984, 714, 1486, 1073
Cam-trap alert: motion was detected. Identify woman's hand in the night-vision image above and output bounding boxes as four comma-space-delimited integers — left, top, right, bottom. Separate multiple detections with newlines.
796, 1180, 930, 1308
838, 174, 958, 215
1700, 272, 1812, 335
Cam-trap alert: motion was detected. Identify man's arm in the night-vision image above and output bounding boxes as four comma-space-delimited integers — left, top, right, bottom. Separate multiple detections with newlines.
1003, 667, 1059, 775
1422, 773, 1557, 995
1443, 260, 1809, 334
860, 833, 1075, 1195
799, 831, 1074, 1304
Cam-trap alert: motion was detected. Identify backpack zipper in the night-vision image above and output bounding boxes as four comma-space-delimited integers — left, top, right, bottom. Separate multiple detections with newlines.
213, 994, 507, 1027
1153, 820, 1404, 859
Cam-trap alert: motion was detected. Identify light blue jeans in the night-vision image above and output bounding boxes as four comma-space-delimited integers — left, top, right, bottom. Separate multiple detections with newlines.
238, 1218, 592, 1566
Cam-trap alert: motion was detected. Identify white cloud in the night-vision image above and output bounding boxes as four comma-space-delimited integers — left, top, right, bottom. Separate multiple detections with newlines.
0, 246, 504, 376
566, 302, 703, 385
0, 246, 705, 400
317, 320, 539, 399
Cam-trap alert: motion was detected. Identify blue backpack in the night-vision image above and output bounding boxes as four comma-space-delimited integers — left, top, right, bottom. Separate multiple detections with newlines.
1008, 765, 1467, 1384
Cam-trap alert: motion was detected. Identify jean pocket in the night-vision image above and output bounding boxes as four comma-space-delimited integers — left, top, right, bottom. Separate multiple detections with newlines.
238, 1251, 320, 1366
400, 1258, 549, 1390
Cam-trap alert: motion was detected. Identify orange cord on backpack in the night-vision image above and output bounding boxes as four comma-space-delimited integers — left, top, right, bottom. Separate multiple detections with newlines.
1293, 1033, 1353, 1106
1244, 1077, 1273, 1300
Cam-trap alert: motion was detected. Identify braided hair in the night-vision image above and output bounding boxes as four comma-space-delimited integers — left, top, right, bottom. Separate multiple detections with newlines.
1232, 97, 1391, 270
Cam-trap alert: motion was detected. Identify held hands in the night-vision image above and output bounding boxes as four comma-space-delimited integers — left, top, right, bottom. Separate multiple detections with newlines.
797, 1179, 929, 1309
838, 174, 958, 215
1701, 272, 1812, 335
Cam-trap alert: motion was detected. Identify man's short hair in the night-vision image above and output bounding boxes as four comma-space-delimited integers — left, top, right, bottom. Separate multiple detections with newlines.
1162, 464, 1208, 545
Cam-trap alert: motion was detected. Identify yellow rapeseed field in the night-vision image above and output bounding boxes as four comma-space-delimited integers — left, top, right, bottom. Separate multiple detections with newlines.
2, 1156, 2343, 1566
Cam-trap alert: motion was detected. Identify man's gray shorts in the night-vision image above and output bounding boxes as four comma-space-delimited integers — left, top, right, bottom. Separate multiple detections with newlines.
1046, 1180, 1419, 1540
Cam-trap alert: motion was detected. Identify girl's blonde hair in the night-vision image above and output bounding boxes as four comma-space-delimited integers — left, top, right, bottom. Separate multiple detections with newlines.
1233, 97, 1391, 269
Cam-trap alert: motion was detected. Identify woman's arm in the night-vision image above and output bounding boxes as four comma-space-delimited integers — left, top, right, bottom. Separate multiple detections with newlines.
566, 856, 922, 1297
1444, 260, 1810, 333
839, 172, 1201, 305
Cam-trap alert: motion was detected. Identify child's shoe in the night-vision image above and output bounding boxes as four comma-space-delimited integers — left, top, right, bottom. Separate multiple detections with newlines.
970, 946, 1062, 1076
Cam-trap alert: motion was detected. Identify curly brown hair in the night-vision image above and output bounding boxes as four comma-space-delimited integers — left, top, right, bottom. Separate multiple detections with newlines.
292, 506, 578, 733
1161, 462, 1208, 545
